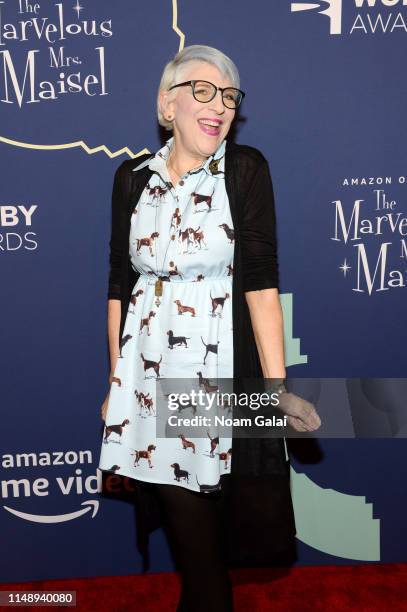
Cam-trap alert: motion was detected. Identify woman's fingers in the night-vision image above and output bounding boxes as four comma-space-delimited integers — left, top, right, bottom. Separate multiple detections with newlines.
286, 416, 308, 432
278, 392, 321, 431
100, 392, 110, 422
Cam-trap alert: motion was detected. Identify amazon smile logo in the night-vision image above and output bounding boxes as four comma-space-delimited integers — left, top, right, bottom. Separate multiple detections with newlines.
3, 499, 99, 523
291, 0, 343, 34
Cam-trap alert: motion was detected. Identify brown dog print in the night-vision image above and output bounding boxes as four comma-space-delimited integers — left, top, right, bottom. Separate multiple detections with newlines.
207, 430, 219, 458
210, 291, 230, 318
134, 390, 155, 417
135, 232, 159, 257
119, 334, 132, 358
191, 187, 215, 212
200, 338, 220, 364
189, 226, 207, 250
173, 299, 196, 317
168, 260, 183, 279
177, 227, 195, 254
103, 419, 130, 444
218, 448, 232, 469
170, 208, 181, 232
196, 371, 219, 393
132, 444, 156, 468
178, 434, 196, 453
193, 274, 205, 282
140, 353, 162, 378
218, 223, 234, 243
129, 289, 144, 314
139, 310, 156, 336
145, 182, 168, 206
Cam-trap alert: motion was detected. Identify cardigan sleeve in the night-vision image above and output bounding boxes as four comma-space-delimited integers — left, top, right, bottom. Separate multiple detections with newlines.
240, 157, 280, 292
108, 161, 130, 300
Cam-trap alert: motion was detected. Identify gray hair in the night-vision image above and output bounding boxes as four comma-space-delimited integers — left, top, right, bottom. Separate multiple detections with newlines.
157, 45, 241, 131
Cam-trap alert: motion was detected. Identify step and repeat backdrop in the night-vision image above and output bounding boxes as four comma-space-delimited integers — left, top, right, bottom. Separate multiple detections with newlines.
1, 0, 406, 581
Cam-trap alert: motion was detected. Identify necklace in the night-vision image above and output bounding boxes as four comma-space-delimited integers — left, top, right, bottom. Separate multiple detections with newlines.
153, 159, 209, 306
167, 149, 206, 183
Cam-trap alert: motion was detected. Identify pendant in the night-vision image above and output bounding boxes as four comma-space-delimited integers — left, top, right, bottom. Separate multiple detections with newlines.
155, 278, 163, 306
208, 158, 219, 174
155, 278, 163, 296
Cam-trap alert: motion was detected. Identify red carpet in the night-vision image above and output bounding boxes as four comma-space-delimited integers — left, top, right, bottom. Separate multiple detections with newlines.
3, 563, 407, 611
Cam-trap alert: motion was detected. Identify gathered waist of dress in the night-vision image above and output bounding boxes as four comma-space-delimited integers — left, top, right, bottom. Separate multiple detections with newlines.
136, 273, 233, 286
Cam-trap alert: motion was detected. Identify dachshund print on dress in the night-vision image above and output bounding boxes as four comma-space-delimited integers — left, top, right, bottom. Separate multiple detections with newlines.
98, 135, 239, 494
167, 330, 191, 349
171, 463, 190, 483
173, 299, 196, 317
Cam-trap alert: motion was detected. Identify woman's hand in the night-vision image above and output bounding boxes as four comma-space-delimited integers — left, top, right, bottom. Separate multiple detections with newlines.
100, 389, 111, 422
277, 391, 321, 432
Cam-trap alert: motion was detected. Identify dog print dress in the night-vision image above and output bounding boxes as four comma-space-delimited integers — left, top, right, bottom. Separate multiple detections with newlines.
98, 136, 235, 494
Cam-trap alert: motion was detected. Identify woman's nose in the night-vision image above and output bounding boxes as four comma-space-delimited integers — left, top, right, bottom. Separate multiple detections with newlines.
208, 89, 225, 114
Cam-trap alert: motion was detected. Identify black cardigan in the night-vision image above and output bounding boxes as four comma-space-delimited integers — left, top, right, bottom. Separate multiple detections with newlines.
107, 141, 297, 568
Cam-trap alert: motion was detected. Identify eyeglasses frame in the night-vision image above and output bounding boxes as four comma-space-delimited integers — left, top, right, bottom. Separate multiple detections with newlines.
167, 79, 246, 109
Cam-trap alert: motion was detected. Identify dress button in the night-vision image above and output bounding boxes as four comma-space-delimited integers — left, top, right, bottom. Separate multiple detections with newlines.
179, 180, 185, 186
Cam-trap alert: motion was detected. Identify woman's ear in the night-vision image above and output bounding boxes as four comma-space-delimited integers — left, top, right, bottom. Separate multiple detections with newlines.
159, 89, 174, 120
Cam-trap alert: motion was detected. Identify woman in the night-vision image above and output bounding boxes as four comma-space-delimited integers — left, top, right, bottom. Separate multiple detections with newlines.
99, 45, 320, 612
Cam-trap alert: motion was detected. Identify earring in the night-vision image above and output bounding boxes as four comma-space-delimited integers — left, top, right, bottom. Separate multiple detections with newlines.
167, 114, 173, 121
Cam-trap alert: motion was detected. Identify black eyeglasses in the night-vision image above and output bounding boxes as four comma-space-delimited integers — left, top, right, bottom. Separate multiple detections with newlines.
168, 79, 245, 109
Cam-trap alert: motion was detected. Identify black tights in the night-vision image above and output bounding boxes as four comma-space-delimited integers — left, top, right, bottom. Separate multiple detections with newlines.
154, 475, 234, 612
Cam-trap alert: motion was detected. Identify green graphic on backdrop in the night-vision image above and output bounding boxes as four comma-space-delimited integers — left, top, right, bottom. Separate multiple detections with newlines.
281, 293, 380, 560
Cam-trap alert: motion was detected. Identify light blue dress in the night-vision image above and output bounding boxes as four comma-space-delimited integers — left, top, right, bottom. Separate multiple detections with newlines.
98, 136, 234, 493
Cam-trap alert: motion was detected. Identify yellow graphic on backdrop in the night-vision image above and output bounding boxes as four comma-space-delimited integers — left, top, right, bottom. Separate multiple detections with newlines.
0, 0, 185, 159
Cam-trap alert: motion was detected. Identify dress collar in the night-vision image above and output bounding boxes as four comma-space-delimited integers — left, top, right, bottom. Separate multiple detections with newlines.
132, 136, 226, 178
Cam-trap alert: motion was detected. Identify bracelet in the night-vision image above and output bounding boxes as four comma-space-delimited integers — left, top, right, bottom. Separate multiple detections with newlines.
274, 382, 287, 396
264, 378, 288, 397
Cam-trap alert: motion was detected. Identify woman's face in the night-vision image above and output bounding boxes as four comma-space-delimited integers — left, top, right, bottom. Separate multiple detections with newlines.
162, 61, 236, 160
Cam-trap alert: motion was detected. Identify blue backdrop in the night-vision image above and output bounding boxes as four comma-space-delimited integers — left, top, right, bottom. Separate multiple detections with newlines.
1, 0, 406, 581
